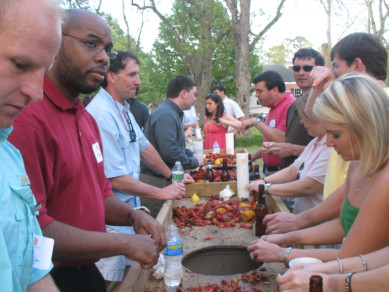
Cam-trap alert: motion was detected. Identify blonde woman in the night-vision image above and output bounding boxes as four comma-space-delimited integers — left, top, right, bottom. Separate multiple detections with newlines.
248, 73, 389, 265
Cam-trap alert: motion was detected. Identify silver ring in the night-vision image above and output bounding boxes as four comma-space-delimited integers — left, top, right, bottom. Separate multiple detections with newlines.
250, 252, 254, 260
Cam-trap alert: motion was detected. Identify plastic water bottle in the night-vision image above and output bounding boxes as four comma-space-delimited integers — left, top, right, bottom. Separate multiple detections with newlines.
172, 161, 184, 184
164, 224, 183, 288
212, 141, 220, 153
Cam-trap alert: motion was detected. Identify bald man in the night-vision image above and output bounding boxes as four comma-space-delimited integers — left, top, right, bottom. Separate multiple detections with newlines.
0, 0, 61, 291
9, 9, 164, 292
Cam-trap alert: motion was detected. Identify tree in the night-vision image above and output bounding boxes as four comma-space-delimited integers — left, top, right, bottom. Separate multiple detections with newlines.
224, 0, 286, 114
132, 0, 232, 121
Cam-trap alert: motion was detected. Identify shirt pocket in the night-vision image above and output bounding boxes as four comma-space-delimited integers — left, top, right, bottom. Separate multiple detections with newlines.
9, 183, 37, 214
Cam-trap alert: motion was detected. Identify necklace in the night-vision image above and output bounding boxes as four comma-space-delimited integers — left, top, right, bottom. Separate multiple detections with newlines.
356, 176, 371, 192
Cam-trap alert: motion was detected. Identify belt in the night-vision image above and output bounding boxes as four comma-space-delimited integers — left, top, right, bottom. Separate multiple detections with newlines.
266, 165, 281, 172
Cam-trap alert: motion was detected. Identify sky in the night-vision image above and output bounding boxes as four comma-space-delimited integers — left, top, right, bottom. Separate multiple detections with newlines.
100, 0, 368, 55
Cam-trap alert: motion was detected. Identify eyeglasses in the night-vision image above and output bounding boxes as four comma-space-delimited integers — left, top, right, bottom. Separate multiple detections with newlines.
124, 111, 137, 143
62, 33, 118, 59
292, 65, 314, 72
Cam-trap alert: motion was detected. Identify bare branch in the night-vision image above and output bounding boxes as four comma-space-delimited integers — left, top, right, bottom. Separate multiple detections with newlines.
250, 0, 286, 51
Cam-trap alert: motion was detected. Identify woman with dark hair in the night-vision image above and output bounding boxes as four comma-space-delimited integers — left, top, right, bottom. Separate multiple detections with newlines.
203, 93, 241, 149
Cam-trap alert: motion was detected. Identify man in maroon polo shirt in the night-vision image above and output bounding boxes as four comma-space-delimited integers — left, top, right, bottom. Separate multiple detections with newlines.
240, 71, 295, 175
9, 9, 165, 292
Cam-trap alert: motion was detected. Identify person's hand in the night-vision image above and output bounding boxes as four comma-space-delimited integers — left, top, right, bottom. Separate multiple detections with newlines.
160, 182, 186, 200
123, 234, 161, 269
185, 127, 193, 137
263, 212, 299, 234
261, 142, 272, 155
238, 118, 254, 134
278, 266, 325, 292
261, 233, 290, 247
193, 153, 205, 167
249, 179, 265, 193
247, 238, 285, 263
132, 211, 166, 252
266, 142, 296, 158
183, 173, 194, 184
311, 66, 336, 92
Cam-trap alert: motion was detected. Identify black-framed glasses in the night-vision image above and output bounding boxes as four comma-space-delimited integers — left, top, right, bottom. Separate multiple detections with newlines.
62, 33, 118, 59
124, 111, 137, 143
292, 65, 314, 72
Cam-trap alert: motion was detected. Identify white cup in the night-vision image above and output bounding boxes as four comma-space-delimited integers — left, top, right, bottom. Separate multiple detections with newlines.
193, 139, 203, 154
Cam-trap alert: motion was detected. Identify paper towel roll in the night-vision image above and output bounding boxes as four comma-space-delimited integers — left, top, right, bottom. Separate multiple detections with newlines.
193, 139, 203, 154
236, 153, 249, 199
225, 133, 234, 154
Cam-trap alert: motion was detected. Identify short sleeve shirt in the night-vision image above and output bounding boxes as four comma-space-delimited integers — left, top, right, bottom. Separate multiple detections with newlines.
223, 97, 245, 131
182, 106, 198, 126
262, 92, 295, 167
292, 136, 332, 214
87, 88, 149, 206
0, 127, 51, 291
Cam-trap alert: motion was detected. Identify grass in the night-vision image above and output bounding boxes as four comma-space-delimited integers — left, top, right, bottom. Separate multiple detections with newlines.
235, 127, 263, 148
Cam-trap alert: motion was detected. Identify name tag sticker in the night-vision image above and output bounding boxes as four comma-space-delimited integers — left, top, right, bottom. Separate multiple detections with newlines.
269, 119, 276, 127
19, 175, 30, 185
33, 234, 54, 270
92, 142, 103, 163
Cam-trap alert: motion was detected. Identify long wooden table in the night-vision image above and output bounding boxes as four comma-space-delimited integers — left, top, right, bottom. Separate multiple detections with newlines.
119, 184, 302, 292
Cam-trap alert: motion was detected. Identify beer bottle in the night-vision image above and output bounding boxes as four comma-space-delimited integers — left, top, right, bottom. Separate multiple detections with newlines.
205, 161, 214, 182
255, 184, 268, 237
309, 275, 323, 292
248, 154, 254, 181
254, 165, 260, 180
221, 158, 230, 182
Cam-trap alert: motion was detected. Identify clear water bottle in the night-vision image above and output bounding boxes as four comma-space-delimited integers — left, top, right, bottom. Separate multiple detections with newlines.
212, 141, 220, 153
164, 224, 183, 288
171, 161, 184, 184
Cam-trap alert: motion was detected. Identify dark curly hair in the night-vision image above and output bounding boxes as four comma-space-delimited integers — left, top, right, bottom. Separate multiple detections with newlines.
205, 93, 224, 123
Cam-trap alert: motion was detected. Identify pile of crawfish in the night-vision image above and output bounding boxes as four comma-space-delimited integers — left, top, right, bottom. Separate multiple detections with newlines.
190, 168, 237, 182
173, 196, 255, 228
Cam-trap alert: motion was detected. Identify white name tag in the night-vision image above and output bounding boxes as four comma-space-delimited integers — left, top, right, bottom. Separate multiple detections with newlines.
92, 142, 103, 163
33, 234, 54, 270
269, 119, 276, 127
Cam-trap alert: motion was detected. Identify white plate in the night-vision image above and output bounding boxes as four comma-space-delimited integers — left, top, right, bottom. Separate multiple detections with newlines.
289, 257, 323, 268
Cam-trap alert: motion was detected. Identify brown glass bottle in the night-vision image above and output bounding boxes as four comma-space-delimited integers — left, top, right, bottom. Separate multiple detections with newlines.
221, 158, 230, 182
255, 184, 268, 237
309, 275, 323, 292
248, 154, 254, 181
205, 161, 214, 182
254, 165, 260, 180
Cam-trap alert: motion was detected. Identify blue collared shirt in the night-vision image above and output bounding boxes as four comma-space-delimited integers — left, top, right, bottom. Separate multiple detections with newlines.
87, 88, 149, 209
0, 127, 51, 291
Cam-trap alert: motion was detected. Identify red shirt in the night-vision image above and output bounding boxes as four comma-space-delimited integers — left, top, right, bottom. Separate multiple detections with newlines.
9, 76, 113, 267
262, 91, 295, 167
203, 115, 228, 149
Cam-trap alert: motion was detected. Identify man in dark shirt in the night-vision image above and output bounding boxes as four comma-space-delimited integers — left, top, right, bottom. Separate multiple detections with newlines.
127, 96, 149, 131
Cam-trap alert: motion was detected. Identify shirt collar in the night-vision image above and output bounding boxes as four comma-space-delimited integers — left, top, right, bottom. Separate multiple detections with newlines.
271, 91, 292, 109
166, 98, 184, 118
0, 126, 13, 146
43, 76, 84, 111
98, 88, 130, 113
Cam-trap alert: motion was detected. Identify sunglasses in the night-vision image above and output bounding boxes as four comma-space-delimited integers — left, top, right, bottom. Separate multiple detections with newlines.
124, 111, 137, 143
292, 65, 314, 72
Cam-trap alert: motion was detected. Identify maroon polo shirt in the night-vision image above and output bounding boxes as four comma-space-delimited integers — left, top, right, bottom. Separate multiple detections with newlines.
9, 76, 113, 267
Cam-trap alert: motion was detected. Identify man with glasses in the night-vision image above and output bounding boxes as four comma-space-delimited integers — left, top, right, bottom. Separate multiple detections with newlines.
265, 49, 324, 170
86, 51, 192, 290
9, 9, 164, 292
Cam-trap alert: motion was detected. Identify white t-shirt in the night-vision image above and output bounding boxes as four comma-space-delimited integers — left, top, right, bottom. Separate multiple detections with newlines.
183, 105, 198, 126
223, 97, 244, 131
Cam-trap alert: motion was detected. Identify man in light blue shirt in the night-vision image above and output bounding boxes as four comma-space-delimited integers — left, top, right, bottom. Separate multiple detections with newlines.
0, 0, 62, 290
87, 51, 192, 289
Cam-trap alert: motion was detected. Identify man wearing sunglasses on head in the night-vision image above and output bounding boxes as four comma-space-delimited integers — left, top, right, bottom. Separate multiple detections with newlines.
9, 9, 165, 292
86, 51, 193, 290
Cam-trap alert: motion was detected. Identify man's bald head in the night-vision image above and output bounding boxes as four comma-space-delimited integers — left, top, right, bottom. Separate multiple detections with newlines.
62, 9, 108, 33
0, 0, 63, 31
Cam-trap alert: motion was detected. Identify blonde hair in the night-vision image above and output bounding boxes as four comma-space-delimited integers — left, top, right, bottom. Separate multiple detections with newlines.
296, 93, 310, 121
313, 73, 389, 175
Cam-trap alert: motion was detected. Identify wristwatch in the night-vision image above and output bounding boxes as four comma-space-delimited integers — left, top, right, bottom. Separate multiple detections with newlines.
264, 183, 272, 194
254, 113, 267, 127
127, 206, 151, 225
